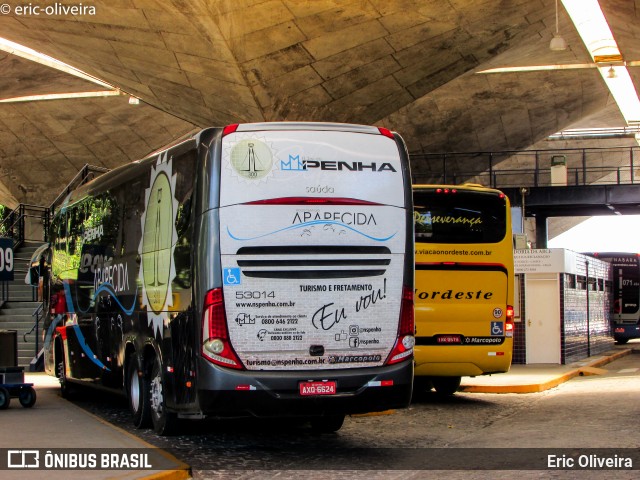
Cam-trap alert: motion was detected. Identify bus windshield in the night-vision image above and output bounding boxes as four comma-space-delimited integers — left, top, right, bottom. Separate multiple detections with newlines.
414, 189, 507, 244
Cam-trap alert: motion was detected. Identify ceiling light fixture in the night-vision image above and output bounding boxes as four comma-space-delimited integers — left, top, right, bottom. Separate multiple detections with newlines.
0, 90, 123, 103
550, 0, 568, 51
563, 0, 640, 124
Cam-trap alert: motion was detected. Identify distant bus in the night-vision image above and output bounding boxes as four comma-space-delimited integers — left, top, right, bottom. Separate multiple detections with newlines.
585, 252, 640, 344
412, 184, 514, 395
38, 123, 415, 434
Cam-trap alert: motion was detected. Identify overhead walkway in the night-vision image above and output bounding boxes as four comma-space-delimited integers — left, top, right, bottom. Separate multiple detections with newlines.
410, 145, 640, 247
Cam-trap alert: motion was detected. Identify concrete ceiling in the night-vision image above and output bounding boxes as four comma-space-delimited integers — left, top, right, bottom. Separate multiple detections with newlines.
0, 0, 638, 240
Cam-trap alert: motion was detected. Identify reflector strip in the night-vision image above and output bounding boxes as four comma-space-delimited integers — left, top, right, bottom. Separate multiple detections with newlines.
367, 380, 394, 387
235, 385, 257, 391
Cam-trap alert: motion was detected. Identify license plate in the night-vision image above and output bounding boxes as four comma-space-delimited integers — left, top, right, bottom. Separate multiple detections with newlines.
437, 335, 461, 344
299, 381, 337, 396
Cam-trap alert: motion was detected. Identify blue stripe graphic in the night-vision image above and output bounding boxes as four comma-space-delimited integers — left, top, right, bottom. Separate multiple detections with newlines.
71, 324, 111, 372
227, 221, 396, 242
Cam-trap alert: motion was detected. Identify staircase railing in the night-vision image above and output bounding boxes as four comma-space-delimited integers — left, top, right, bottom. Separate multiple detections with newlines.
0, 204, 50, 250
23, 303, 45, 371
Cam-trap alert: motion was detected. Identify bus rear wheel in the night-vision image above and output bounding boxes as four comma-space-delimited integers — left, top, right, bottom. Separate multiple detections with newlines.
128, 356, 151, 429
0, 386, 10, 409
432, 376, 462, 396
310, 414, 345, 433
55, 341, 73, 399
149, 356, 177, 435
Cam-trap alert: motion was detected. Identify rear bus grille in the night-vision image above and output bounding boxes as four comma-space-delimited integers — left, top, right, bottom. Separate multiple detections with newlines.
235, 245, 391, 279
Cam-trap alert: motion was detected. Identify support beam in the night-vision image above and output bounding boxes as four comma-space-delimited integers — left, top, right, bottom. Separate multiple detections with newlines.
535, 215, 548, 249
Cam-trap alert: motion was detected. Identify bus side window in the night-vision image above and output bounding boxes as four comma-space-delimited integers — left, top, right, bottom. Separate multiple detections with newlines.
121, 178, 145, 257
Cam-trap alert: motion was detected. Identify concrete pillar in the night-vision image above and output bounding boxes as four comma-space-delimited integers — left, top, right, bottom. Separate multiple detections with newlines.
535, 215, 548, 248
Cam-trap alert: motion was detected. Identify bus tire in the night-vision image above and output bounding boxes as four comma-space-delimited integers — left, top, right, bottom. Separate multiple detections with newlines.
55, 342, 73, 399
128, 356, 151, 429
310, 414, 345, 433
432, 376, 462, 396
0, 386, 10, 409
18, 386, 37, 408
149, 355, 177, 436
413, 376, 434, 394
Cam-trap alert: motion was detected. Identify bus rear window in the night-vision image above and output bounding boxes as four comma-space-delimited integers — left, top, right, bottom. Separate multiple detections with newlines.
413, 190, 507, 244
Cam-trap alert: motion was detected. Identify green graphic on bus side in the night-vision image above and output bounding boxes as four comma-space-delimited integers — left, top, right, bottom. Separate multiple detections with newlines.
139, 153, 178, 337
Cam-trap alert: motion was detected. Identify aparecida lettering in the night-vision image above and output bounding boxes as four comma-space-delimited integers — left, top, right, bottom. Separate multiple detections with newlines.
94, 262, 130, 293
292, 211, 377, 226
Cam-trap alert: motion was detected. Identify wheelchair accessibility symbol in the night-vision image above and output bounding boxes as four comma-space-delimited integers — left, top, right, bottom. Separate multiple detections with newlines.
490, 321, 504, 336
223, 267, 241, 286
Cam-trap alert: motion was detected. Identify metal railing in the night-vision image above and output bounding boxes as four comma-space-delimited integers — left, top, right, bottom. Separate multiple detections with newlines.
23, 303, 45, 371
0, 204, 50, 249
410, 145, 638, 188
24, 303, 44, 348
0, 164, 109, 275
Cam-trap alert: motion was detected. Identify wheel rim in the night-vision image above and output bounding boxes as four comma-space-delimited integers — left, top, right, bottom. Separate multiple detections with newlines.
150, 371, 163, 416
130, 370, 140, 412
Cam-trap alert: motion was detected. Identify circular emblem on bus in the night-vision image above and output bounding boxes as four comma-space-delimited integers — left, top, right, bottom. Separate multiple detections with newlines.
493, 307, 503, 319
139, 152, 178, 338
229, 138, 274, 180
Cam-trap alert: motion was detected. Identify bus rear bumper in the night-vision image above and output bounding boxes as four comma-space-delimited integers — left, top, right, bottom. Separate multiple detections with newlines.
613, 323, 640, 341
195, 358, 413, 418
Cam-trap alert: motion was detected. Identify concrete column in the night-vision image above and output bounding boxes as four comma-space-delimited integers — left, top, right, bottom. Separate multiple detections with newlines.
535, 215, 548, 248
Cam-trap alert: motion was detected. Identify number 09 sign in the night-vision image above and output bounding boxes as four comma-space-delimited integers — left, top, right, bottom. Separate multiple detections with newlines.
0, 238, 14, 281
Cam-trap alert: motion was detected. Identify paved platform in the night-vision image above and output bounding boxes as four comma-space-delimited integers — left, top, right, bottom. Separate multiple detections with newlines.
460, 348, 633, 393
0, 347, 633, 478
0, 372, 190, 480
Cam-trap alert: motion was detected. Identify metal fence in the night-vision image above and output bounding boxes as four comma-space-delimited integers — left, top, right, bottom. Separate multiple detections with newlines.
410, 145, 638, 188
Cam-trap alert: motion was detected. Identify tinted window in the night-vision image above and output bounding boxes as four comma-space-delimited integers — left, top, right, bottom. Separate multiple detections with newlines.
413, 189, 507, 244
611, 258, 639, 315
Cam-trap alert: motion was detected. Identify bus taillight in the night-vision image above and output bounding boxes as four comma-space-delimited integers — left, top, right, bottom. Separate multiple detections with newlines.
222, 124, 239, 136
202, 288, 244, 369
505, 305, 514, 337
506, 305, 514, 322
385, 285, 415, 365
377, 127, 394, 139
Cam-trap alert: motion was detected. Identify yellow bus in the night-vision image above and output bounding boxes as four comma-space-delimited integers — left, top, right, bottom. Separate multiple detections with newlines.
412, 184, 514, 395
